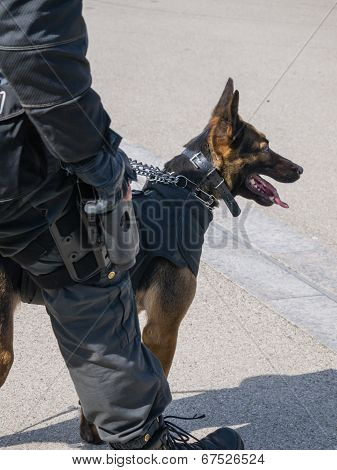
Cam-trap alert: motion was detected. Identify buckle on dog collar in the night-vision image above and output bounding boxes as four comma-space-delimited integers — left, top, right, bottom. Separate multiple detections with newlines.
175, 175, 216, 209
184, 150, 241, 217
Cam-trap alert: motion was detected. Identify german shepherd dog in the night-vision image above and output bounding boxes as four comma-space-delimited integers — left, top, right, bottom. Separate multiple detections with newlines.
0, 78, 303, 444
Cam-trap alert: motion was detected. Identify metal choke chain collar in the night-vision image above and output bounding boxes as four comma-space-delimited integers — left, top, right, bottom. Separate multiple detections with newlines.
128, 157, 217, 209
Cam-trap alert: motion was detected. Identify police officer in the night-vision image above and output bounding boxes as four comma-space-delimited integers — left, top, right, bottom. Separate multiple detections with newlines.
0, 0, 244, 449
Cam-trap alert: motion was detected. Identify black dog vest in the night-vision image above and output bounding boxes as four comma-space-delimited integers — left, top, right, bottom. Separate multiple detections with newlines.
130, 182, 213, 290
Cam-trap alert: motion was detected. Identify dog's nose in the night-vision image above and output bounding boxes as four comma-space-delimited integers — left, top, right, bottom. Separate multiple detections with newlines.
295, 165, 303, 175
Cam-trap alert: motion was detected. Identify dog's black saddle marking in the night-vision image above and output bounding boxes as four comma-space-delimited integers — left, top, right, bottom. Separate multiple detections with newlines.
130, 183, 213, 290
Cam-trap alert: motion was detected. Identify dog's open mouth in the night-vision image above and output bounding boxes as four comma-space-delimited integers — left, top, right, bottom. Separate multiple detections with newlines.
245, 174, 289, 208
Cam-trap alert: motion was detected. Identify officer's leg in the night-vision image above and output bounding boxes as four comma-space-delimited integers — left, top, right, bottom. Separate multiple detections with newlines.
28, 248, 172, 446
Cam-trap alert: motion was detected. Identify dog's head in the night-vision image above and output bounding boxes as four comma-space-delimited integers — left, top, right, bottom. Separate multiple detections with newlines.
185, 78, 303, 208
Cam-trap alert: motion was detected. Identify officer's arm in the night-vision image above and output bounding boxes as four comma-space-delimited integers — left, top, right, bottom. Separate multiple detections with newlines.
0, 0, 132, 194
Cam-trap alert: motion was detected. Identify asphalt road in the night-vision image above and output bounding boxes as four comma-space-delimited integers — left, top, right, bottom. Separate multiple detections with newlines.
1, 0, 337, 451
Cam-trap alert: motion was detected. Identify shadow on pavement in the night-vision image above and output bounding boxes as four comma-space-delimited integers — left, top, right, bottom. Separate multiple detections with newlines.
1, 370, 337, 449
168, 369, 337, 449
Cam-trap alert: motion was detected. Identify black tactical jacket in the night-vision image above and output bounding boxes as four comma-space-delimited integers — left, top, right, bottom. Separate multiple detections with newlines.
0, 0, 121, 202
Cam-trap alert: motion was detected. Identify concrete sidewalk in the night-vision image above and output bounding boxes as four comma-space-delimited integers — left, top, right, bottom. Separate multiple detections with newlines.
1, 260, 337, 450
1, 0, 337, 451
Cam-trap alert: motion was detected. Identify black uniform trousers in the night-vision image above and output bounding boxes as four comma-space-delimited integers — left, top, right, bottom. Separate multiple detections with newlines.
0, 115, 172, 446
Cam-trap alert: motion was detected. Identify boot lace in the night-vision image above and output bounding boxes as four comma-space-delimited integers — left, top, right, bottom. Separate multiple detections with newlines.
163, 414, 206, 449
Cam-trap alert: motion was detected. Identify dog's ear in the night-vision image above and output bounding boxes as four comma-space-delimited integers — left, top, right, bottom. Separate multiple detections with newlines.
231, 89, 240, 131
212, 78, 234, 120
212, 78, 241, 139
231, 90, 239, 120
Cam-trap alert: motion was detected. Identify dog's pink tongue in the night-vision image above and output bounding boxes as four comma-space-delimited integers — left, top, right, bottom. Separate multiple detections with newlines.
273, 196, 289, 209
253, 175, 289, 209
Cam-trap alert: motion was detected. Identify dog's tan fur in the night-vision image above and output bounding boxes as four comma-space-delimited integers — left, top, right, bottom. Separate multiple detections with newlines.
139, 262, 197, 376
0, 272, 19, 387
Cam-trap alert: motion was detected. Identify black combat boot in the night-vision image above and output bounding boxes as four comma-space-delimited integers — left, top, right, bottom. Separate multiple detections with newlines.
110, 415, 244, 450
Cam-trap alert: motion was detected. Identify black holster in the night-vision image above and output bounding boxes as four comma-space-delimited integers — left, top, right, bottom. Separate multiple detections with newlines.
97, 199, 140, 272
8, 183, 139, 297
49, 184, 139, 283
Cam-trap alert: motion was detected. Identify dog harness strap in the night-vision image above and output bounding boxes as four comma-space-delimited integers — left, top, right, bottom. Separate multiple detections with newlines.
182, 148, 241, 217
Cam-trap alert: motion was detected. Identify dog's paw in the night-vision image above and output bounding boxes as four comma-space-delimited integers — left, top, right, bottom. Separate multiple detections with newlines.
80, 419, 103, 445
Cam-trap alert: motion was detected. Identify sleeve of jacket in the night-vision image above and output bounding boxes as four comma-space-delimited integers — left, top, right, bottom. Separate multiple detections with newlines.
0, 0, 121, 166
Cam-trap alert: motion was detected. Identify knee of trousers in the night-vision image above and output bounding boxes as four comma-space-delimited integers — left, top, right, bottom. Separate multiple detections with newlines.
44, 272, 140, 358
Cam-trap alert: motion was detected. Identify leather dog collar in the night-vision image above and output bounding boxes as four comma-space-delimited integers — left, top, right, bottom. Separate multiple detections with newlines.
182, 148, 241, 217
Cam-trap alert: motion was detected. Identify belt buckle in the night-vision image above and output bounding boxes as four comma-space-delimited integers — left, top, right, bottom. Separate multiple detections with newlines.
189, 152, 203, 169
